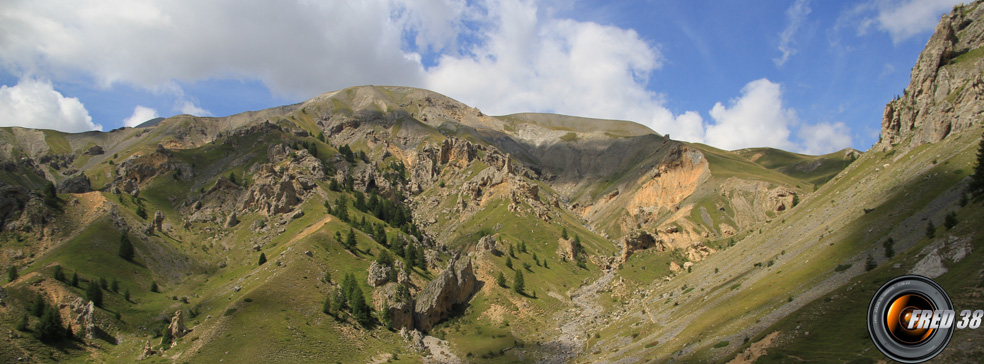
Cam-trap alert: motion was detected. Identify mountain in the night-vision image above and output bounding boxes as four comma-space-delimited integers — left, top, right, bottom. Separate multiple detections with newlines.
1, 2, 984, 363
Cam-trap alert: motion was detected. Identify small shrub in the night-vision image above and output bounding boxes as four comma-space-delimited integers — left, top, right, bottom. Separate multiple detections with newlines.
834, 263, 852, 272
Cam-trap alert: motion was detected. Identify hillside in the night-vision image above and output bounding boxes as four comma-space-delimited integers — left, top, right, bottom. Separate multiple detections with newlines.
1, 2, 984, 363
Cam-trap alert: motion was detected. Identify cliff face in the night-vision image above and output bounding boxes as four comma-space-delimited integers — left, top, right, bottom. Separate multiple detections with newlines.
880, 1, 984, 150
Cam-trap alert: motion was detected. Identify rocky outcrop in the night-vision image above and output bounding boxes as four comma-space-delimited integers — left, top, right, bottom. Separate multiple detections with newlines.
413, 256, 477, 332
153, 210, 164, 231
373, 282, 414, 330
57, 174, 91, 193
167, 310, 189, 343
0, 185, 30, 229
477, 235, 500, 255
619, 231, 665, 264
879, 1, 984, 150
557, 237, 582, 261
367, 261, 395, 287
69, 298, 97, 339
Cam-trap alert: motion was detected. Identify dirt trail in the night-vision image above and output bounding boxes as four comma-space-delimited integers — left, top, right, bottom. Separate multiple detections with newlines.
539, 270, 615, 363
287, 216, 335, 245
422, 335, 461, 364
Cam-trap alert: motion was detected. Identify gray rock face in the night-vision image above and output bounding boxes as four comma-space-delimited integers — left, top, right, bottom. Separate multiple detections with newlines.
0, 185, 30, 229
413, 256, 477, 332
70, 297, 97, 339
477, 235, 500, 255
879, 2, 984, 151
373, 282, 414, 330
367, 261, 394, 287
57, 174, 91, 194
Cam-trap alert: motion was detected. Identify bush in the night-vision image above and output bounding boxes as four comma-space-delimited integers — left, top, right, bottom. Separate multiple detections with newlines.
865, 255, 877, 271
151, 281, 159, 293
926, 221, 936, 239
7, 265, 18, 282
883, 237, 895, 258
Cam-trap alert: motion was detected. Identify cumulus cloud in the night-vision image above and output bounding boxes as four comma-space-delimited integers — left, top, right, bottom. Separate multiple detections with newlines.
854, 0, 964, 43
702, 78, 852, 154
0, 0, 427, 98
179, 101, 211, 117
122, 105, 159, 127
0, 0, 850, 154
797, 121, 853, 155
0, 78, 100, 132
775, 0, 811, 67
705, 79, 797, 151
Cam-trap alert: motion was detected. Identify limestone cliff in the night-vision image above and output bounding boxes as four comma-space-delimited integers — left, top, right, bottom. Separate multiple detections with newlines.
880, 0, 984, 150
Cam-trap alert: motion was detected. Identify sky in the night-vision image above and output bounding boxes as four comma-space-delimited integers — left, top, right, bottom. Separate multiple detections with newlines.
0, 0, 967, 154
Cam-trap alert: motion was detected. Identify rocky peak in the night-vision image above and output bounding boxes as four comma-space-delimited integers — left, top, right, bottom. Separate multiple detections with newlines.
880, 1, 984, 150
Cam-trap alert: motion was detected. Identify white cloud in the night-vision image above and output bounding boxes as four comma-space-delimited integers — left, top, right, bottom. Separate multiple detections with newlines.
0, 77, 100, 132
0, 0, 428, 98
705, 79, 797, 151
797, 121, 853, 155
0, 0, 851, 154
122, 105, 159, 127
178, 101, 211, 117
775, 0, 811, 67
861, 0, 964, 43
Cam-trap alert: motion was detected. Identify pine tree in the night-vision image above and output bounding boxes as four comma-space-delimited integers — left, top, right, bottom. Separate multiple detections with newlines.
508, 244, 515, 258
34, 305, 66, 342
323, 293, 333, 315
496, 272, 507, 287
865, 254, 877, 271
124, 289, 131, 302
969, 131, 984, 198
42, 181, 58, 207
884, 238, 896, 258
415, 245, 426, 269
926, 221, 936, 239
543, 259, 548, 269
345, 229, 357, 251
30, 295, 45, 317
792, 193, 800, 207
150, 281, 159, 293
513, 269, 525, 295
16, 314, 29, 332
944, 212, 958, 230
331, 290, 345, 318
7, 265, 17, 282
258, 252, 267, 265
111, 279, 120, 293
53, 266, 65, 282
335, 195, 349, 222
505, 256, 513, 270
71, 272, 79, 287
374, 224, 388, 246
228, 172, 237, 185
561, 227, 568, 240
99, 277, 108, 289
86, 282, 103, 308
119, 233, 135, 261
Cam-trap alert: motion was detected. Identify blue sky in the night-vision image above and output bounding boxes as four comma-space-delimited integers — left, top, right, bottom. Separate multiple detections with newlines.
0, 0, 966, 154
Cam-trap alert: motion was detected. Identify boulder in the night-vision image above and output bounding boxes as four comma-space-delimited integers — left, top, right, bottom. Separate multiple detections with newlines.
57, 174, 91, 194
84, 145, 104, 155
413, 255, 477, 332
225, 212, 239, 228
557, 238, 581, 261
477, 235, 500, 256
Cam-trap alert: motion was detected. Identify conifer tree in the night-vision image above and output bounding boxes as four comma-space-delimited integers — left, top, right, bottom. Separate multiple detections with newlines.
496, 272, 507, 287
7, 265, 17, 282
86, 282, 103, 308
258, 252, 267, 265
969, 131, 984, 198
505, 256, 513, 270
119, 233, 135, 261
34, 304, 66, 342
513, 269, 525, 295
